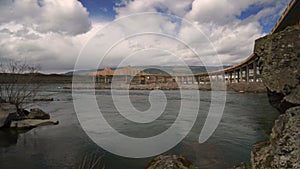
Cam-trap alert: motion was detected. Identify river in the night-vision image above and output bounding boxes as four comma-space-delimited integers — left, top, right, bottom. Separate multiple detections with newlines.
0, 84, 279, 169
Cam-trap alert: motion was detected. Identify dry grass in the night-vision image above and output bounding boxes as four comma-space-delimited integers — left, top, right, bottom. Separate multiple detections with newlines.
78, 152, 105, 169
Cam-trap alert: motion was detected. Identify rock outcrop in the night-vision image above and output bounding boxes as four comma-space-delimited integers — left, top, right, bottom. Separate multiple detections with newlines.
254, 25, 300, 113
251, 25, 300, 169
0, 104, 58, 129
27, 108, 50, 120
251, 107, 300, 169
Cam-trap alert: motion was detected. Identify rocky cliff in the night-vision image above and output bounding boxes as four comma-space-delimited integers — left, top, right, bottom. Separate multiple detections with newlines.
255, 25, 300, 113
252, 25, 300, 169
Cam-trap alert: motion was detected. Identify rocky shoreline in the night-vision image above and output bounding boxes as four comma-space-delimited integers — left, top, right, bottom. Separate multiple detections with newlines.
0, 103, 59, 129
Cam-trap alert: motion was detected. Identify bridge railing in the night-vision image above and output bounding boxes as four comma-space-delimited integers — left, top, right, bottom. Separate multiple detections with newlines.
270, 0, 297, 34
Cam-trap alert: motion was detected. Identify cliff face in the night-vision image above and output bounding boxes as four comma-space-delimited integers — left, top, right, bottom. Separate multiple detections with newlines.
252, 25, 300, 169
255, 26, 300, 113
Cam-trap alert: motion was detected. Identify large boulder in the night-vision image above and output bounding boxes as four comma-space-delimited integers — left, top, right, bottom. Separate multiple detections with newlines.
27, 108, 50, 120
251, 106, 300, 169
251, 25, 300, 169
254, 25, 300, 113
0, 103, 16, 128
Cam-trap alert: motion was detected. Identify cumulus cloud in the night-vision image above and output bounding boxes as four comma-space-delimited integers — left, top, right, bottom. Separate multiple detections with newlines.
0, 0, 91, 35
0, 0, 97, 73
115, 0, 193, 18
111, 0, 289, 66
0, 0, 291, 72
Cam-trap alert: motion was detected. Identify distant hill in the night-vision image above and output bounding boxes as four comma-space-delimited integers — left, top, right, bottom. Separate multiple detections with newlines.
66, 66, 231, 76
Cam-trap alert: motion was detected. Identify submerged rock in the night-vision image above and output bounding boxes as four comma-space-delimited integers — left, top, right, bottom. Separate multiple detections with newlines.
145, 155, 197, 169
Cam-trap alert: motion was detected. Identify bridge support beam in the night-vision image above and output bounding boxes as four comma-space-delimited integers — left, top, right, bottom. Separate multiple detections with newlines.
246, 64, 249, 83
253, 61, 257, 82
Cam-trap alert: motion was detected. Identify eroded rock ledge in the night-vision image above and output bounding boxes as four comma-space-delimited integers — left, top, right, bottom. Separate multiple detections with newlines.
255, 25, 300, 113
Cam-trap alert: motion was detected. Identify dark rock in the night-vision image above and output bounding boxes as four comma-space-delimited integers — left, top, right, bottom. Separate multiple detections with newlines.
251, 106, 300, 169
254, 25, 300, 113
0, 103, 16, 128
3, 113, 19, 128
267, 89, 298, 113
27, 108, 50, 120
145, 155, 197, 169
17, 109, 30, 116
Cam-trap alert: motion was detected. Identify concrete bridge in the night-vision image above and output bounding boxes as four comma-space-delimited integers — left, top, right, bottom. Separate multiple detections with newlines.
193, 0, 300, 85
93, 0, 300, 86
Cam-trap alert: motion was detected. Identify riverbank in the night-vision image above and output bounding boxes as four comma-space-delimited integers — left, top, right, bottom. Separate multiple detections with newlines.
66, 82, 266, 93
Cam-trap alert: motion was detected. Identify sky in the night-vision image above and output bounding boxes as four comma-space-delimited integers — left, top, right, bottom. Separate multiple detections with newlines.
0, 0, 290, 73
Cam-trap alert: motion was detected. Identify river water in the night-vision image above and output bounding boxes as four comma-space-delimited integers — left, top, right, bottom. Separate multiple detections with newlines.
0, 84, 279, 169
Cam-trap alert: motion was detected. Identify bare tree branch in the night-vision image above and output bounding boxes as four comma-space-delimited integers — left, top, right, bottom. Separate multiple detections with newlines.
0, 60, 41, 112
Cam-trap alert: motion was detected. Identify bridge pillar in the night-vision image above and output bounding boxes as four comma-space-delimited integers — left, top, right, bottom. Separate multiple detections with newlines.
125, 75, 128, 84
246, 64, 249, 83
163, 77, 167, 83
253, 61, 257, 82
207, 76, 211, 84
95, 76, 98, 83
233, 70, 236, 83
104, 76, 107, 84
239, 68, 242, 82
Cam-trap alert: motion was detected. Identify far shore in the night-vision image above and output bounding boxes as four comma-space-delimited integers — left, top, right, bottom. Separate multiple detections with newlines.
0, 73, 266, 93
66, 82, 267, 93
